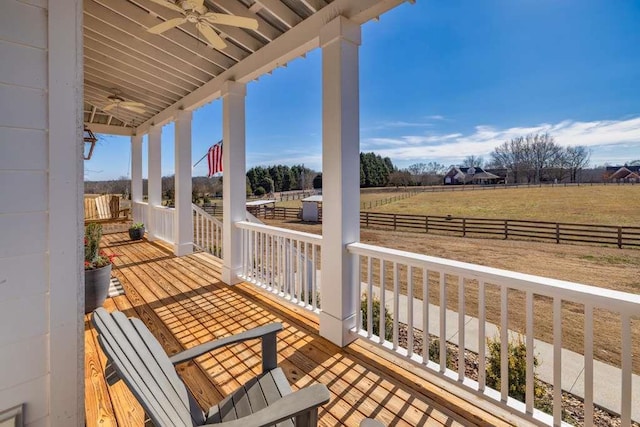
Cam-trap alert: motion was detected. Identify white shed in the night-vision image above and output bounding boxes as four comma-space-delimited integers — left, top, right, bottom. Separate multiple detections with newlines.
302, 195, 323, 222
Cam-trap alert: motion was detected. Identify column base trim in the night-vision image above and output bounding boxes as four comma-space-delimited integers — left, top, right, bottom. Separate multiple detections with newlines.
221, 265, 243, 285
319, 311, 358, 347
174, 242, 193, 257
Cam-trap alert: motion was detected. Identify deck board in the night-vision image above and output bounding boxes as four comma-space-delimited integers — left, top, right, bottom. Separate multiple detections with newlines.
85, 233, 512, 427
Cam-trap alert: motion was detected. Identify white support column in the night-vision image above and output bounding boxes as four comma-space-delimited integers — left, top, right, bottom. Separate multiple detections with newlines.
221, 81, 247, 285
147, 125, 162, 241
174, 109, 193, 256
131, 134, 143, 223
318, 16, 361, 347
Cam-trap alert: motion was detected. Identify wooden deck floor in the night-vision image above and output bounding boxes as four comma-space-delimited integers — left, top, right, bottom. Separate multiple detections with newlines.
85, 232, 513, 427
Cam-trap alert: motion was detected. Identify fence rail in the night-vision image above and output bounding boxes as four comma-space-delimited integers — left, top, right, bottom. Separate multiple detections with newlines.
348, 241, 640, 426
360, 212, 640, 248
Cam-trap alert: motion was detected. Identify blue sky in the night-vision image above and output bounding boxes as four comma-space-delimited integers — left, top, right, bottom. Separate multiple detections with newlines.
86, 0, 640, 180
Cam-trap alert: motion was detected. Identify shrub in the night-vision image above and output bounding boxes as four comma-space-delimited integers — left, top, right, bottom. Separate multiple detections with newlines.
254, 186, 266, 196
361, 294, 393, 339
485, 334, 543, 403
428, 338, 455, 369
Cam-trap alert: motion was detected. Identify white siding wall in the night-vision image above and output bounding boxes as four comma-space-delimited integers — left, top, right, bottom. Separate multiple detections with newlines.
0, 1, 83, 426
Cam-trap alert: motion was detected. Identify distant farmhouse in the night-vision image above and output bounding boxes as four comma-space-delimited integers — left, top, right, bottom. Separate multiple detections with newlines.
605, 165, 640, 183
443, 166, 502, 185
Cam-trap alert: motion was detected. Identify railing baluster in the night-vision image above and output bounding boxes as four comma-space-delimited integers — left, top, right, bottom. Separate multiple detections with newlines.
379, 259, 386, 343
312, 243, 317, 310
393, 262, 399, 350
458, 276, 465, 381
501, 286, 508, 402
422, 268, 429, 364
478, 280, 486, 392
553, 297, 562, 425
288, 237, 294, 298
525, 290, 534, 414
367, 256, 373, 337
584, 303, 594, 427
407, 266, 414, 357
439, 272, 446, 373
621, 314, 632, 427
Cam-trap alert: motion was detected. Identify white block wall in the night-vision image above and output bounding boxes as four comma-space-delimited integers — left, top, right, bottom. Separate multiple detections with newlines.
0, 1, 83, 426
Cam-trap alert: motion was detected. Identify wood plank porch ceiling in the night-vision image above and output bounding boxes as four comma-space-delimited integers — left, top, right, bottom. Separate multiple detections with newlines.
82, 0, 405, 133
85, 233, 509, 426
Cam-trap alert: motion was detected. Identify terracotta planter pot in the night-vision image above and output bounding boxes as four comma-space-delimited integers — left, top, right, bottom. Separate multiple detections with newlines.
128, 227, 145, 240
85, 263, 112, 314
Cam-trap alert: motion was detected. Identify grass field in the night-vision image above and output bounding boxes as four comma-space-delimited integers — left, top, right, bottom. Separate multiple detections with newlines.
370, 185, 640, 226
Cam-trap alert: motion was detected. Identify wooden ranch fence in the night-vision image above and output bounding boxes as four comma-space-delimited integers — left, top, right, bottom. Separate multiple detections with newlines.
360, 212, 640, 248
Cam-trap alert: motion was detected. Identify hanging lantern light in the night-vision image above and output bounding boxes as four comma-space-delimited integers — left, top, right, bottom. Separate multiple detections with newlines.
84, 126, 98, 160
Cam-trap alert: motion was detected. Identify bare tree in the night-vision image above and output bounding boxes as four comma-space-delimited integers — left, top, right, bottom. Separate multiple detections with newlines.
491, 133, 564, 184
461, 155, 485, 168
407, 163, 427, 175
564, 145, 591, 183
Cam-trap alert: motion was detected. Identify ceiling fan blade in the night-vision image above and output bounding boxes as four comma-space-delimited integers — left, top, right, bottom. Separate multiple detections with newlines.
196, 22, 227, 49
122, 101, 146, 108
122, 105, 147, 115
102, 104, 116, 112
145, 0, 185, 13
148, 17, 187, 34
202, 13, 259, 30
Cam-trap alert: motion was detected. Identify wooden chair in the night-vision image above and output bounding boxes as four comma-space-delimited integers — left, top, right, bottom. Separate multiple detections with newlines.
85, 195, 129, 224
91, 308, 330, 427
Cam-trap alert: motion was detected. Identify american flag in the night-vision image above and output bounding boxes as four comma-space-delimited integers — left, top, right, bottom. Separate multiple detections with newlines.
207, 141, 223, 177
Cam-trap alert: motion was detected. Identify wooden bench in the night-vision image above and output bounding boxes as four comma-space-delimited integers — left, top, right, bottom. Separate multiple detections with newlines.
85, 195, 130, 224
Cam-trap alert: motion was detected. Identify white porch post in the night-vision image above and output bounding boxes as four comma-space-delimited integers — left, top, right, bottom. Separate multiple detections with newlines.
147, 125, 162, 241
221, 81, 247, 285
131, 134, 143, 222
174, 110, 193, 256
319, 16, 361, 347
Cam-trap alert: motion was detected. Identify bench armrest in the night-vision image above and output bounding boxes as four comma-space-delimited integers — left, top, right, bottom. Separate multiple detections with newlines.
169, 323, 282, 372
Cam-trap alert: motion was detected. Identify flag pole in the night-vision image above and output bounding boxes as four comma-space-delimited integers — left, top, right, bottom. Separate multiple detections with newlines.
193, 139, 222, 168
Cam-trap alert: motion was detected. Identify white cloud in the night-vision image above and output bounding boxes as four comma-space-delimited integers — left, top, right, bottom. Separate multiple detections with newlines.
361, 116, 640, 166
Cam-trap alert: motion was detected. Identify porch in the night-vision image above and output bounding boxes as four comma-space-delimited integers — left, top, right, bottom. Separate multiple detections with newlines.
85, 232, 509, 426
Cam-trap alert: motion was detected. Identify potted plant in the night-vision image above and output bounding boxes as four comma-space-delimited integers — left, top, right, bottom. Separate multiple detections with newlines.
128, 222, 145, 240
84, 223, 116, 314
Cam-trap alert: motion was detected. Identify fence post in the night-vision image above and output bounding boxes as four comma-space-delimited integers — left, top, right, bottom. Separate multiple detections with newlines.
394, 214, 397, 230
618, 227, 623, 249
504, 220, 508, 240
366, 211, 370, 228
425, 216, 429, 233
556, 223, 560, 244
462, 218, 466, 237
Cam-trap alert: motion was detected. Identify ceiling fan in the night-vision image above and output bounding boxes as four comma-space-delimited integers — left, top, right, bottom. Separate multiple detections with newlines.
146, 0, 259, 49
103, 90, 146, 115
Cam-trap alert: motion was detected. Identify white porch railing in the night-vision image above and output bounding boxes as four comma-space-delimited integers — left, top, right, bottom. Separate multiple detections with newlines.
150, 205, 175, 244
348, 242, 640, 426
192, 204, 222, 258
236, 221, 322, 312
132, 201, 148, 226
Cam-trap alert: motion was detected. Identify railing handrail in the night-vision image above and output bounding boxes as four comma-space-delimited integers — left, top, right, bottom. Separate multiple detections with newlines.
236, 221, 322, 245
151, 204, 175, 211
347, 241, 640, 313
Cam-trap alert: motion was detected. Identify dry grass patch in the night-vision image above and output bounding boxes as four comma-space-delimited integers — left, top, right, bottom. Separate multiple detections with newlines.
371, 185, 640, 226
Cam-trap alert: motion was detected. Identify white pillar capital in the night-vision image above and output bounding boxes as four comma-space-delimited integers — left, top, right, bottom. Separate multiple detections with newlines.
320, 16, 361, 48
221, 80, 246, 98
175, 108, 193, 121
149, 124, 162, 138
